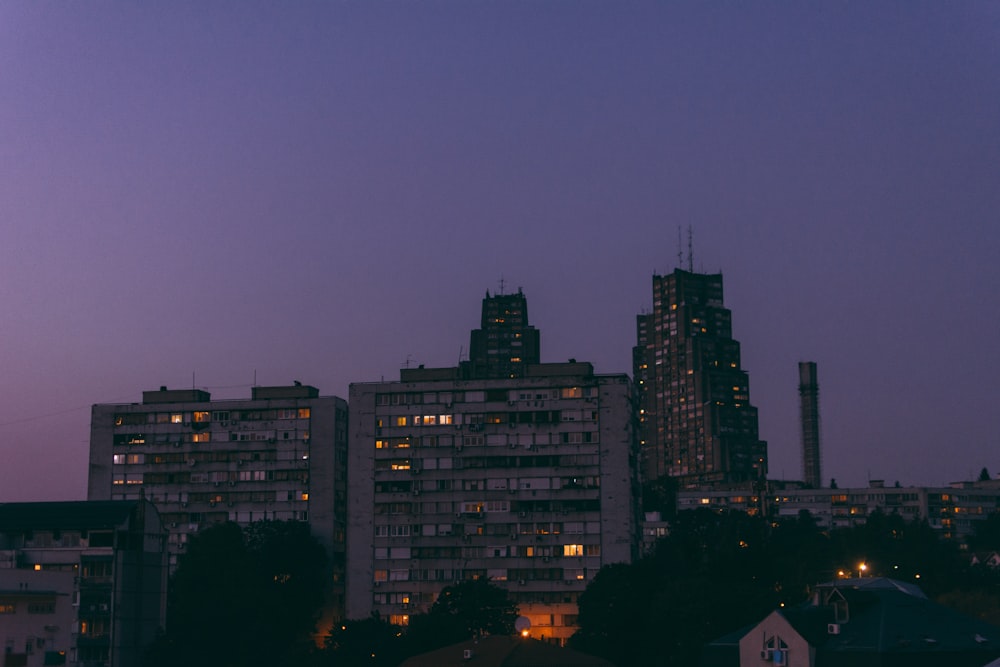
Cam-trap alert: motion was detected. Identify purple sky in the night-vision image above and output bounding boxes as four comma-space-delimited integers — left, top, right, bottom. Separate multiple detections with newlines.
1, 2, 998, 501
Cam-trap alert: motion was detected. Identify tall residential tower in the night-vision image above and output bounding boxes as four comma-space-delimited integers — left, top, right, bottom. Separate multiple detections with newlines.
347, 291, 640, 643
634, 268, 767, 489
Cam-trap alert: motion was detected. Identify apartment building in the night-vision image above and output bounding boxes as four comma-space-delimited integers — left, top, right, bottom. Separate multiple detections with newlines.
345, 291, 640, 644
87, 384, 348, 622
634, 268, 767, 488
0, 500, 166, 667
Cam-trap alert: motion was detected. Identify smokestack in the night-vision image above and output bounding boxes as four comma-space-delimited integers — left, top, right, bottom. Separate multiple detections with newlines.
799, 362, 821, 488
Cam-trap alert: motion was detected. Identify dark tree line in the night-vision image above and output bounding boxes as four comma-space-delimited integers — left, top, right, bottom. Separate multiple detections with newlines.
569, 508, 1000, 667
145, 512, 1000, 667
145, 523, 519, 667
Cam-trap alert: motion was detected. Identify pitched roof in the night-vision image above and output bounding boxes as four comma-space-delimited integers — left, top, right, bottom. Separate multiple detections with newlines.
780, 579, 1000, 658
399, 636, 616, 667
706, 578, 1000, 667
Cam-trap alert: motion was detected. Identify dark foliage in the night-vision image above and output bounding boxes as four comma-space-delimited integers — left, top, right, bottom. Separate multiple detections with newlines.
144, 520, 328, 667
324, 614, 406, 667
570, 508, 996, 667
405, 579, 519, 654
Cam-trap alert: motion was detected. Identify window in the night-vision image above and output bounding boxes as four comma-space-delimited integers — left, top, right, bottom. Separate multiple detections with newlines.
0, 602, 14, 614
563, 544, 584, 557
298, 408, 311, 419
193, 411, 210, 423
170, 414, 184, 424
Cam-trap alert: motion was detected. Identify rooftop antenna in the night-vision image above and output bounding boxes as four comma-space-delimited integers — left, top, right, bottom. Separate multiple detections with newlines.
676, 226, 683, 270
192, 371, 196, 390
687, 225, 694, 272
498, 275, 506, 295
458, 345, 465, 364
403, 354, 413, 369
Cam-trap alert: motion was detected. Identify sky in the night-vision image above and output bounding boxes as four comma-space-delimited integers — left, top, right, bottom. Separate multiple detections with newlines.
1, 1, 998, 501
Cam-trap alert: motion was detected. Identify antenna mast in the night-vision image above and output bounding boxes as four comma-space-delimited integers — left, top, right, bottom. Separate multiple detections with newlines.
677, 226, 683, 269
687, 226, 694, 272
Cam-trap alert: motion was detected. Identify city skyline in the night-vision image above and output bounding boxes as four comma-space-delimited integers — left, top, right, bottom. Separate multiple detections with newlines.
1, 2, 998, 500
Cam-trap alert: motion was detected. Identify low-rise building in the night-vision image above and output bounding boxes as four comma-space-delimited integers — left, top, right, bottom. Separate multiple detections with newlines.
678, 480, 1000, 542
0, 500, 167, 667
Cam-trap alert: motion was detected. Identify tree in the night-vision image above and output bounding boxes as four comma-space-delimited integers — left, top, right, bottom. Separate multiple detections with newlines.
980, 467, 992, 482
405, 580, 518, 654
145, 520, 328, 667
325, 614, 405, 667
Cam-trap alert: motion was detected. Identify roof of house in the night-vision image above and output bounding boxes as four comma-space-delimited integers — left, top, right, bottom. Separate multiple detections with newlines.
399, 636, 617, 667
0, 501, 143, 531
704, 578, 1000, 666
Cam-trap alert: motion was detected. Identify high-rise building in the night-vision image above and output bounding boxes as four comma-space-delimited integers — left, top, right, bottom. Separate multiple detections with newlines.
87, 384, 349, 627
465, 289, 540, 379
634, 268, 767, 489
799, 361, 822, 489
346, 293, 640, 643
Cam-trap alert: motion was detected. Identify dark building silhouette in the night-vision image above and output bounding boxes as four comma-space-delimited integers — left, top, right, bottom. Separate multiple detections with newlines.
634, 268, 767, 488
799, 361, 822, 488
465, 289, 540, 379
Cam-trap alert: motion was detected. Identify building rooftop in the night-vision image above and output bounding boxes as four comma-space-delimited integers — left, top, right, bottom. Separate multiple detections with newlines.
0, 501, 142, 531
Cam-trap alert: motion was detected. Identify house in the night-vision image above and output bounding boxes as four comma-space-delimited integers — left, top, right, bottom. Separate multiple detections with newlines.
703, 577, 1000, 667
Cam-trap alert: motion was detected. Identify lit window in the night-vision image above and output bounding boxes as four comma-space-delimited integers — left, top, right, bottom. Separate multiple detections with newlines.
298, 408, 311, 419
563, 544, 584, 557
301, 493, 309, 501
193, 412, 211, 423
170, 414, 183, 424
395, 417, 408, 427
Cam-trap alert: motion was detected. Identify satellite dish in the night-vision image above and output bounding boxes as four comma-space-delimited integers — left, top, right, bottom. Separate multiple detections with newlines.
515, 616, 530, 633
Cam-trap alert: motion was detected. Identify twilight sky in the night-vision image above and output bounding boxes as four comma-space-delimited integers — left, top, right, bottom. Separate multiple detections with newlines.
1, 2, 998, 501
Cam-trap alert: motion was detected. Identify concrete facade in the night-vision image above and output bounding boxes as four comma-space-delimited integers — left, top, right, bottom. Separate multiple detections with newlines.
678, 479, 1000, 542
346, 363, 640, 643
87, 385, 348, 624
0, 501, 166, 667
634, 268, 767, 489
